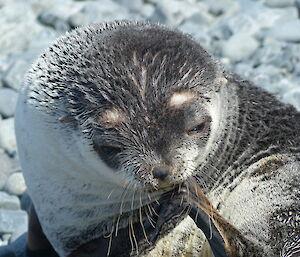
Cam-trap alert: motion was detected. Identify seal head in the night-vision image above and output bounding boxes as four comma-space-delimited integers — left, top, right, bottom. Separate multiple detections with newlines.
15, 21, 228, 256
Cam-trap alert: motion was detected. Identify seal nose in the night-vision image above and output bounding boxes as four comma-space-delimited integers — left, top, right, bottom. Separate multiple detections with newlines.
152, 165, 169, 181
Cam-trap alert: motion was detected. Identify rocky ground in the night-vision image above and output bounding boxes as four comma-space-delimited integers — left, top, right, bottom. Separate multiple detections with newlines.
0, 0, 300, 247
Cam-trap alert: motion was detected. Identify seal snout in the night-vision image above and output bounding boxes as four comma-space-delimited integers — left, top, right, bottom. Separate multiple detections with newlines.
152, 165, 169, 181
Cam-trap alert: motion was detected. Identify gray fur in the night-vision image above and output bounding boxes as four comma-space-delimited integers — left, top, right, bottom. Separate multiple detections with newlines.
17, 20, 300, 256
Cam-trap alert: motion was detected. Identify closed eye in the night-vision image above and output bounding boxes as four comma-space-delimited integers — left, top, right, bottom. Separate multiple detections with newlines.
187, 123, 206, 135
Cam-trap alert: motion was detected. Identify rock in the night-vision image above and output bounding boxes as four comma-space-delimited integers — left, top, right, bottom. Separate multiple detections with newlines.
0, 118, 16, 154
0, 210, 28, 242
0, 151, 14, 190
0, 192, 20, 210
38, 10, 71, 32
206, 0, 240, 17
21, 29, 59, 65
4, 173, 27, 196
268, 19, 300, 42
226, 14, 260, 36
113, 0, 144, 12
222, 33, 259, 62
150, 0, 212, 26
282, 87, 300, 111
3, 59, 30, 91
0, 88, 18, 117
208, 23, 233, 40
0, 2, 43, 57
68, 0, 134, 28
265, 0, 295, 8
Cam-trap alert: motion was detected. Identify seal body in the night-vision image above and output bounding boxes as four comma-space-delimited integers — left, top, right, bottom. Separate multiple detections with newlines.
15, 21, 300, 257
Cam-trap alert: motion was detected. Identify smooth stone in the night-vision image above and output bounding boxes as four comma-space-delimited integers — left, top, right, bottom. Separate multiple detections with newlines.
68, 0, 133, 28
282, 88, 300, 111
268, 19, 300, 42
0, 118, 16, 154
207, 0, 240, 17
0, 210, 28, 241
0, 88, 18, 117
265, 0, 295, 8
0, 151, 14, 190
0, 192, 20, 210
222, 33, 259, 62
3, 59, 30, 91
295, 63, 300, 76
0, 3, 43, 57
208, 23, 233, 40
38, 10, 71, 32
114, 0, 144, 12
227, 14, 260, 36
4, 173, 27, 196
150, 0, 211, 26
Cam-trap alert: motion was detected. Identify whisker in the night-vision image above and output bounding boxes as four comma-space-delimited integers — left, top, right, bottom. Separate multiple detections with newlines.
139, 191, 150, 244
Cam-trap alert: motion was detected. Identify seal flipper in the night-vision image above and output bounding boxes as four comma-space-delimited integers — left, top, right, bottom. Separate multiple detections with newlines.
189, 206, 228, 257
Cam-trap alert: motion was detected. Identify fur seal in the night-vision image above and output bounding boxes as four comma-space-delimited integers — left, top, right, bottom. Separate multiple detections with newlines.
15, 20, 300, 257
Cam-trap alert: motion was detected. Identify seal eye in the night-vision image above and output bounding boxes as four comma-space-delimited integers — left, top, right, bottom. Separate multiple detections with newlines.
100, 145, 122, 156
187, 122, 207, 135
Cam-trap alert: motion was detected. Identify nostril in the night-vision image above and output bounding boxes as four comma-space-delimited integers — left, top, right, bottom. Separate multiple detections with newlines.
152, 165, 169, 181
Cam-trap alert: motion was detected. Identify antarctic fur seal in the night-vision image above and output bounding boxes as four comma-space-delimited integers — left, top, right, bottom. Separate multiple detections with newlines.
15, 20, 300, 257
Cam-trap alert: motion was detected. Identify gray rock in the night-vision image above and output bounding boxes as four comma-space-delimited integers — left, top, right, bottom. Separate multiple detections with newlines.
206, 0, 240, 18
0, 191, 20, 210
265, 0, 295, 8
38, 10, 71, 32
227, 14, 260, 36
268, 19, 300, 42
0, 151, 14, 190
4, 173, 27, 196
208, 23, 233, 40
150, 0, 212, 26
0, 210, 28, 241
295, 63, 300, 76
222, 33, 259, 62
0, 3, 43, 57
68, 0, 134, 28
3, 59, 30, 91
0, 88, 18, 117
113, 0, 144, 12
0, 118, 17, 154
282, 87, 300, 111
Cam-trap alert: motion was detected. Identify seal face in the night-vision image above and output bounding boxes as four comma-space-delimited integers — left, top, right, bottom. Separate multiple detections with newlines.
15, 20, 300, 257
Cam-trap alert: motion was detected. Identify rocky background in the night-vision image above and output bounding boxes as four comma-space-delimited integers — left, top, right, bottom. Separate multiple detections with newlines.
0, 0, 300, 247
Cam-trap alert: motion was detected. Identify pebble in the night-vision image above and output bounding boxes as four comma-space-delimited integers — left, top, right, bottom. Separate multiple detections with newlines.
282, 88, 300, 111
68, 0, 134, 28
4, 173, 27, 196
0, 88, 18, 118
0, 151, 14, 190
0, 192, 20, 210
0, 118, 17, 154
3, 60, 30, 91
0, 210, 28, 242
227, 14, 260, 36
265, 0, 295, 8
268, 20, 300, 42
222, 33, 259, 62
